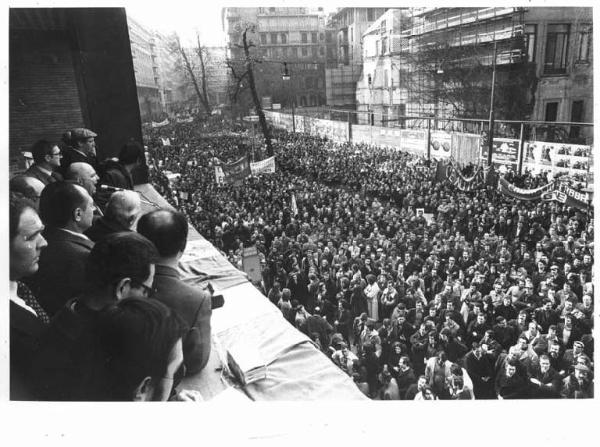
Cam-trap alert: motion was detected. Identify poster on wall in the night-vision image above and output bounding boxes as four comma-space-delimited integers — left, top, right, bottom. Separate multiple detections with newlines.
480, 138, 520, 172
522, 141, 592, 185
430, 131, 452, 159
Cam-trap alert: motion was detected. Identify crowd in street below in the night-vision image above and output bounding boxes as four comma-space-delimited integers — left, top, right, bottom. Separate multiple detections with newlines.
146, 119, 594, 400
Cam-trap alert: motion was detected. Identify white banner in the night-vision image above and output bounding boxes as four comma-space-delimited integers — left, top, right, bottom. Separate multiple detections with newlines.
430, 131, 452, 159
176, 117, 194, 123
250, 156, 276, 175
151, 118, 170, 128
214, 166, 225, 185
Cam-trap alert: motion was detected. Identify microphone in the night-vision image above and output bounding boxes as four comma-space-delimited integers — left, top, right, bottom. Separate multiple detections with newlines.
99, 184, 126, 192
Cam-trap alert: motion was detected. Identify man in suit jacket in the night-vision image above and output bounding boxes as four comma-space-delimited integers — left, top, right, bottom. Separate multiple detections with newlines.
24, 182, 95, 316
24, 139, 64, 185
137, 209, 212, 375
9, 192, 49, 399
85, 190, 141, 242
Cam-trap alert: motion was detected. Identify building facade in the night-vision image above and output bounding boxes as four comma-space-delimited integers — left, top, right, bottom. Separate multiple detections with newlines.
224, 7, 336, 113
325, 7, 388, 109
128, 16, 180, 121
356, 7, 592, 144
9, 8, 143, 176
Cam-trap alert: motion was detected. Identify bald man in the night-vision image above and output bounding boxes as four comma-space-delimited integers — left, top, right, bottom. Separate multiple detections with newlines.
84, 190, 142, 242
65, 162, 99, 196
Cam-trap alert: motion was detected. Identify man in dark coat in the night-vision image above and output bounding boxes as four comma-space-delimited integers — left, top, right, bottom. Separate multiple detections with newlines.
137, 209, 212, 375
60, 128, 99, 175
24, 182, 95, 316
85, 190, 141, 242
465, 342, 496, 399
9, 193, 49, 399
24, 139, 64, 185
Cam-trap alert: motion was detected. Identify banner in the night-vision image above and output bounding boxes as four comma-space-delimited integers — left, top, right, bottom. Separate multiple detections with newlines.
558, 183, 592, 210
161, 137, 171, 146
176, 117, 194, 123
430, 131, 452, 159
250, 156, 276, 175
151, 118, 170, 128
480, 138, 520, 170
221, 156, 251, 185
215, 166, 225, 185
291, 193, 298, 216
446, 162, 485, 191
498, 177, 556, 201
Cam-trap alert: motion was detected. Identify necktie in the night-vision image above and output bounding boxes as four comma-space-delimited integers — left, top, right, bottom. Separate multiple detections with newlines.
17, 281, 50, 324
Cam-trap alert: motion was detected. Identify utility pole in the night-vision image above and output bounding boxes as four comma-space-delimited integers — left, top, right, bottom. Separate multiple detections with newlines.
241, 28, 273, 157
487, 40, 497, 166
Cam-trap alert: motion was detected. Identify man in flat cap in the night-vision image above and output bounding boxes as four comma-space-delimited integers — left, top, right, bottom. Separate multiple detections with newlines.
60, 128, 99, 175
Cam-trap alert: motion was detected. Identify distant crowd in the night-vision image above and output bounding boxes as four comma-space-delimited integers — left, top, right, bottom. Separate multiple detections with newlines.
145, 120, 594, 400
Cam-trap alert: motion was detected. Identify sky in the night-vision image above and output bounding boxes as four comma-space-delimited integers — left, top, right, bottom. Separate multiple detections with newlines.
125, 1, 339, 47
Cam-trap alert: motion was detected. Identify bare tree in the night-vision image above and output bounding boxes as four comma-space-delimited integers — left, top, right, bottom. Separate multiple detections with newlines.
172, 34, 212, 115
226, 25, 273, 157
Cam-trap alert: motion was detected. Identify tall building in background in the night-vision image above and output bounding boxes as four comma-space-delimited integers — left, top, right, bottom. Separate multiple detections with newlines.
128, 16, 180, 121
224, 7, 335, 113
326, 8, 388, 110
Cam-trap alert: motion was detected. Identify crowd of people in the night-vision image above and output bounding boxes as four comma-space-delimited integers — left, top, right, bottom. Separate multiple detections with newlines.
9, 116, 594, 401
145, 119, 594, 400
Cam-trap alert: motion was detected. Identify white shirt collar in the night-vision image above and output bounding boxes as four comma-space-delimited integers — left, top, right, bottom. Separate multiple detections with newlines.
10, 294, 38, 317
59, 227, 91, 241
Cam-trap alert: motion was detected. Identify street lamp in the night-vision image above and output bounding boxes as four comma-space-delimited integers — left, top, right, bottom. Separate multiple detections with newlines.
281, 62, 295, 133
487, 41, 498, 166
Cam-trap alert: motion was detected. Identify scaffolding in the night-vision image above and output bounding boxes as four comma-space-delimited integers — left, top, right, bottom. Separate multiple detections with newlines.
398, 7, 529, 130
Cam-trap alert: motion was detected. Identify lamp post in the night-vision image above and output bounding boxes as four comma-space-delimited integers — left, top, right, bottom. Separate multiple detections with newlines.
281, 62, 295, 133
367, 74, 373, 126
487, 41, 498, 166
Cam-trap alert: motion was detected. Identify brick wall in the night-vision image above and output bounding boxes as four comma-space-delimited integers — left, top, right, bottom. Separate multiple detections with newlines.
9, 30, 85, 174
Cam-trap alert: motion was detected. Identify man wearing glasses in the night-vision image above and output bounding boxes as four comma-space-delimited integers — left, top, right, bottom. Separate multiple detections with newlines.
30, 232, 159, 400
24, 139, 63, 185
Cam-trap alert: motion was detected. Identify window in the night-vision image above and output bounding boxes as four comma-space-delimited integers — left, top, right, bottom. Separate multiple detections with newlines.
281, 47, 288, 57
319, 46, 325, 56
312, 32, 318, 43
326, 32, 332, 43
376, 40, 380, 57
578, 26, 591, 62
381, 36, 388, 55
383, 69, 388, 88
281, 33, 287, 44
260, 34, 267, 44
569, 100, 584, 139
292, 47, 298, 57
302, 47, 308, 57
311, 47, 317, 58
305, 77, 313, 89
367, 10, 375, 21
269, 7, 275, 12
544, 24, 569, 75
524, 24, 537, 62
302, 33, 308, 43
545, 102, 559, 121
300, 96, 307, 106
320, 33, 325, 41
270, 33, 278, 44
